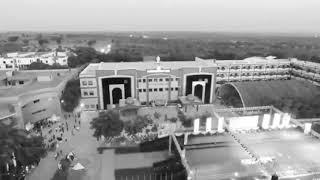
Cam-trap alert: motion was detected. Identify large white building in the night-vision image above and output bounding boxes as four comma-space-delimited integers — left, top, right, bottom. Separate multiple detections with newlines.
79, 56, 320, 111
0, 51, 70, 70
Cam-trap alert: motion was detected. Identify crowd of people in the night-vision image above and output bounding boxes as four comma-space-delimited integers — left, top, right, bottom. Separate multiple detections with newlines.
26, 112, 83, 176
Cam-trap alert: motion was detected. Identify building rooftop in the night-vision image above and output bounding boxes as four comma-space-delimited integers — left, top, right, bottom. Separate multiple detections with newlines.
185, 128, 320, 179
214, 57, 290, 65
0, 69, 77, 97
80, 59, 217, 77
0, 103, 15, 119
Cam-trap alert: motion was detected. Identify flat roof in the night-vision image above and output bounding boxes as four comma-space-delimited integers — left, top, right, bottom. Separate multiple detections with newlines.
80, 60, 217, 76
236, 128, 320, 179
185, 128, 320, 179
0, 103, 15, 119
185, 133, 266, 180
0, 69, 77, 97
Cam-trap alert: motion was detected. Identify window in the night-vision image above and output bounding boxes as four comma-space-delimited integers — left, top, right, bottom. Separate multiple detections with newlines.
171, 88, 174, 91
84, 91, 88, 96
154, 88, 158, 92
88, 81, 93, 85
85, 105, 89, 109
143, 89, 146, 92
159, 88, 163, 91
143, 79, 146, 83
165, 78, 169, 81
154, 78, 158, 82
90, 104, 95, 108
170, 78, 174, 81
165, 88, 169, 91
175, 87, 179, 91
148, 79, 152, 82
159, 78, 163, 82
176, 78, 179, 81
138, 79, 142, 83
139, 89, 142, 92
33, 99, 40, 104
31, 109, 46, 115
19, 81, 24, 85
82, 81, 87, 86
89, 91, 94, 96
149, 88, 153, 92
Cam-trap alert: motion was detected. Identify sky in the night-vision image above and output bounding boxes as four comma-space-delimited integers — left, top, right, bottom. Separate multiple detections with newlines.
0, 0, 320, 33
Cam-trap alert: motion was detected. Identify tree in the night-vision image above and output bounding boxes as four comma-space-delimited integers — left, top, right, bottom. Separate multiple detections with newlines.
90, 110, 124, 138
38, 39, 49, 47
7, 36, 19, 42
0, 119, 46, 179
22, 39, 29, 45
123, 115, 152, 135
61, 78, 81, 112
87, 40, 97, 47
27, 62, 67, 70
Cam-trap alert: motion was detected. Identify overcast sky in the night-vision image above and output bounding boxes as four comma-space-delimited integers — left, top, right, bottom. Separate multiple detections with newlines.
0, 0, 319, 33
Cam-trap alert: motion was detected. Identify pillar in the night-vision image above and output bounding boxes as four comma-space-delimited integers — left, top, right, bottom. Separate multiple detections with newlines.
169, 135, 172, 155
206, 117, 212, 132
193, 118, 200, 134
218, 117, 224, 133
272, 113, 281, 129
282, 113, 291, 128
304, 123, 312, 134
262, 114, 271, 129
184, 133, 189, 145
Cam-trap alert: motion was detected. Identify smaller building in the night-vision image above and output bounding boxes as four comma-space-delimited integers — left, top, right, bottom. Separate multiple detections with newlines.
0, 69, 78, 129
0, 51, 70, 70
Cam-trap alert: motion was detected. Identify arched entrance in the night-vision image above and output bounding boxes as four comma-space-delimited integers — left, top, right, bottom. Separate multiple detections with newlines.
112, 88, 122, 105
194, 84, 203, 100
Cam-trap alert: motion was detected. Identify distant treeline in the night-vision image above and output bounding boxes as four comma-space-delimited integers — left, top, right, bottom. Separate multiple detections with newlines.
68, 36, 320, 67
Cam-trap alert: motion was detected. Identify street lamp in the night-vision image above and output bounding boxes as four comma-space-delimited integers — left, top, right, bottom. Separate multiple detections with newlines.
80, 103, 85, 108
61, 99, 64, 103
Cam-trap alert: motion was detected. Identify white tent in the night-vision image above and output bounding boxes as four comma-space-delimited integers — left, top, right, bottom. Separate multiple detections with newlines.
48, 114, 60, 122
25, 122, 34, 131
72, 163, 85, 170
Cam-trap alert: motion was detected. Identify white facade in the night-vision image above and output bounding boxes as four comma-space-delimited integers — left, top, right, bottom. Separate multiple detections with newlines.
0, 51, 69, 70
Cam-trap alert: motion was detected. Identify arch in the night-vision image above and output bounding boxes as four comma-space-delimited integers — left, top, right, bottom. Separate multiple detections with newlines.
218, 83, 246, 107
194, 84, 203, 100
112, 88, 123, 105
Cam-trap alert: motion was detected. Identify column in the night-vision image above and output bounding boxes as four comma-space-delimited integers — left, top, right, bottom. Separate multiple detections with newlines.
146, 77, 149, 105
206, 117, 212, 132
193, 118, 200, 134
272, 113, 281, 129
218, 117, 224, 133
169, 135, 172, 155
202, 83, 206, 102
262, 114, 271, 129
184, 133, 189, 145
168, 76, 172, 101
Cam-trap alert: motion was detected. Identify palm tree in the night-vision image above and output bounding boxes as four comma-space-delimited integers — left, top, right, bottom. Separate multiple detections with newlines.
0, 119, 46, 179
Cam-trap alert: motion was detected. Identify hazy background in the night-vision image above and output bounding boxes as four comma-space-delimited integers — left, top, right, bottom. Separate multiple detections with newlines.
0, 0, 319, 33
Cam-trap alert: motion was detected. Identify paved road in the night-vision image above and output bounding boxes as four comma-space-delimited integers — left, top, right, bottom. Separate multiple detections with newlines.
27, 111, 115, 180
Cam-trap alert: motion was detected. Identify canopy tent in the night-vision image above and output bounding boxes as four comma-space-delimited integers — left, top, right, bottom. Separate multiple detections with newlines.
72, 163, 85, 170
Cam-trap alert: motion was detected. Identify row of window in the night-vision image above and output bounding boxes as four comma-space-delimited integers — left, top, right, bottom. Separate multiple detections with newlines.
138, 77, 179, 83
32, 108, 46, 115
83, 90, 95, 96
138, 87, 179, 92
217, 72, 290, 77
218, 65, 290, 70
85, 104, 98, 109
82, 80, 94, 86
